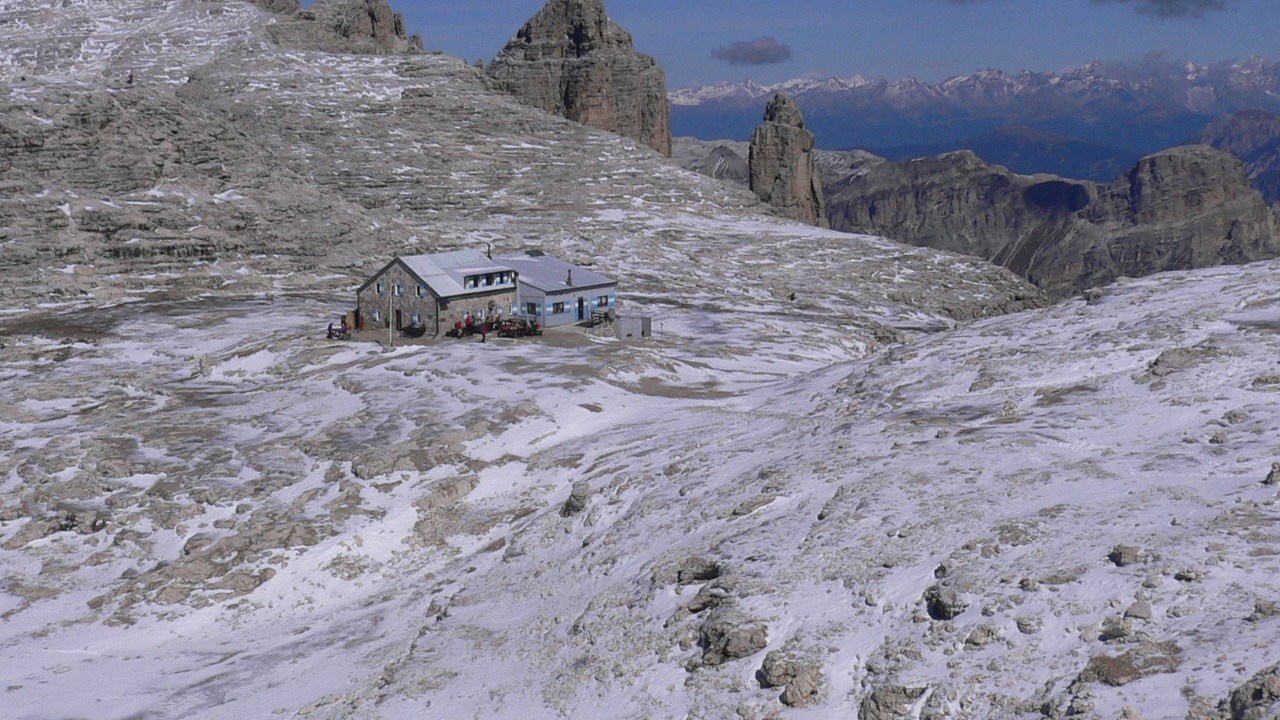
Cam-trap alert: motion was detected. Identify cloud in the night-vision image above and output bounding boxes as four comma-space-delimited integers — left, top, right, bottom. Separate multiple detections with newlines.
937, 0, 1229, 17
711, 37, 792, 66
1090, 0, 1227, 17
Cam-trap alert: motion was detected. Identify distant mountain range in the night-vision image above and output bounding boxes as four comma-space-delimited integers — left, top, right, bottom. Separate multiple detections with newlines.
670, 57, 1280, 179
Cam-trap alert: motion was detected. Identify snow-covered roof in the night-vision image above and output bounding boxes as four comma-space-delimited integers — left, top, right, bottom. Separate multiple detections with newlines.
395, 250, 515, 299
496, 251, 616, 294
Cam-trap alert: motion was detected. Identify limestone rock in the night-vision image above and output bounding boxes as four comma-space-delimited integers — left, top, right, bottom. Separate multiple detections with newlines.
759, 650, 825, 707
305, 0, 423, 54
699, 608, 768, 666
486, 0, 671, 156
1194, 109, 1280, 203
748, 94, 828, 228
251, 0, 302, 13
859, 685, 928, 720
675, 556, 722, 585
560, 480, 591, 516
1224, 661, 1280, 720
1264, 462, 1280, 486
923, 584, 968, 621
1109, 545, 1141, 567
1078, 640, 1182, 687
825, 145, 1280, 298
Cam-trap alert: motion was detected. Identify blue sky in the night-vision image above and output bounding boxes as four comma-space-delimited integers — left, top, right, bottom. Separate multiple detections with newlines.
388, 0, 1280, 88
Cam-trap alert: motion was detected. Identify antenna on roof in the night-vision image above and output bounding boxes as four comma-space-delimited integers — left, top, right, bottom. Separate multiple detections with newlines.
485, 241, 492, 260
566, 269, 573, 286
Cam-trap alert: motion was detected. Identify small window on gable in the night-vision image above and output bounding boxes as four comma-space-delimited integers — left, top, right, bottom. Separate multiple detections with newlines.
396, 283, 405, 296
376, 282, 384, 296
417, 284, 425, 298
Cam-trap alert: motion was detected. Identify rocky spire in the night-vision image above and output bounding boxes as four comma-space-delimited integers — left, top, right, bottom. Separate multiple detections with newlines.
486, 0, 672, 157
748, 94, 828, 228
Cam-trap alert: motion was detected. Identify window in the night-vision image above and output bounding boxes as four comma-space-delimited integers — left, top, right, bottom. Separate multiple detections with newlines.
484, 273, 494, 286
526, 302, 538, 316
372, 309, 381, 322
417, 284, 425, 298
476, 308, 485, 320
411, 311, 421, 324
396, 283, 405, 296
465, 276, 477, 289
595, 295, 609, 307
552, 301, 565, 315
376, 282, 384, 296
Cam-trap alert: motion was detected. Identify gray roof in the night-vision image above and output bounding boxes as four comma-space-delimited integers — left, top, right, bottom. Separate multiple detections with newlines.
397, 250, 515, 299
495, 251, 616, 294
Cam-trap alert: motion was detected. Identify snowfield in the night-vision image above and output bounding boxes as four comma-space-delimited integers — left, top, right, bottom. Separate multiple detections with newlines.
2, 1, 1280, 719
2, 261, 1279, 719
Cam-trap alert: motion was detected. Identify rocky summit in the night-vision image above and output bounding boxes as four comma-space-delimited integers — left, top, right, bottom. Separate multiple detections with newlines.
486, 0, 672, 157
3, 2, 1280, 720
748, 93, 828, 228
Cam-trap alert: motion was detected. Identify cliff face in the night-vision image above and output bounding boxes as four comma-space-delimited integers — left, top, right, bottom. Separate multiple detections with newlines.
486, 0, 671, 156
826, 145, 1280, 297
1195, 109, 1280, 203
258, 0, 423, 54
748, 94, 828, 228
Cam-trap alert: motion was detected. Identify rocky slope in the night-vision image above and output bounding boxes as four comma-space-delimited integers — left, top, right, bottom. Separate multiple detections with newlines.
676, 139, 1280, 298
748, 94, 828, 228
7, 2, 1280, 720
826, 146, 1280, 298
485, 0, 671, 157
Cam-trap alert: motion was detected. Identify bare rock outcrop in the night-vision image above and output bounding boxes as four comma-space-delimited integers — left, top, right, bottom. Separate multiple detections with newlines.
1195, 109, 1280, 203
307, 0, 422, 54
1222, 661, 1280, 720
254, 0, 423, 54
486, 0, 671, 156
749, 94, 829, 228
825, 144, 1280, 298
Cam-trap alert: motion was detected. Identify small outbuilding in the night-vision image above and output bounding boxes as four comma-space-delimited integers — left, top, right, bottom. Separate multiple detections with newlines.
496, 250, 617, 328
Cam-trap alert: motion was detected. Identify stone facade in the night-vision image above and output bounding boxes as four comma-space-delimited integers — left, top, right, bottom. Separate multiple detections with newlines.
356, 259, 517, 336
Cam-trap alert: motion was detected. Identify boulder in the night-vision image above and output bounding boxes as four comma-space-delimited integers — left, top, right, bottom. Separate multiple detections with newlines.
1224, 661, 1280, 720
859, 685, 928, 720
759, 650, 825, 707
1264, 462, 1280, 486
923, 584, 968, 621
1078, 640, 1182, 687
1108, 545, 1141, 567
487, 0, 671, 156
748, 94, 828, 228
699, 608, 768, 666
560, 480, 591, 516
